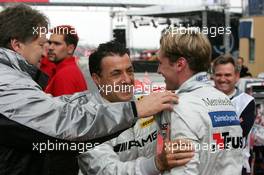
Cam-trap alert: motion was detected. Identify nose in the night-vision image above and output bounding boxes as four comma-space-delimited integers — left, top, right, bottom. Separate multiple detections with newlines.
41, 47, 47, 57
218, 76, 226, 83
121, 72, 132, 84
48, 43, 55, 50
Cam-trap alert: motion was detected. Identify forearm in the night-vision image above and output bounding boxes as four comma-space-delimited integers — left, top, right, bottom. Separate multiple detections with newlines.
79, 148, 159, 175
240, 100, 256, 137
0, 85, 137, 141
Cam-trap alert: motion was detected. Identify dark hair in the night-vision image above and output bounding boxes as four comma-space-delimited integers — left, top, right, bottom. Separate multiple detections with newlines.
212, 54, 239, 73
89, 41, 130, 75
0, 4, 48, 49
50, 25, 79, 51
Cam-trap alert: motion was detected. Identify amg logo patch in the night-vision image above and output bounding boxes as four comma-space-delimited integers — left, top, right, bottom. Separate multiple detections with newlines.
114, 130, 157, 152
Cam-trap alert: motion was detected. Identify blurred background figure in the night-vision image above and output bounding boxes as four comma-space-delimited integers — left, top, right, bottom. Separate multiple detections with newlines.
212, 55, 256, 175
45, 25, 88, 96
237, 56, 252, 78
213, 55, 255, 138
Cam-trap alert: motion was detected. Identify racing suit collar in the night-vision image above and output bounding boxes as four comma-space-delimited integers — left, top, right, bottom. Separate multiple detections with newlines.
176, 72, 211, 94
229, 87, 242, 100
228, 88, 237, 99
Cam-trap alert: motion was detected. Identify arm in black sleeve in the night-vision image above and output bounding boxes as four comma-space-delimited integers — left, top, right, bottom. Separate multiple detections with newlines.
240, 100, 256, 137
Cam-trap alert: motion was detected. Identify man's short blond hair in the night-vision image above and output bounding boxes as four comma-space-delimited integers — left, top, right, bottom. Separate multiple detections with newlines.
160, 27, 212, 73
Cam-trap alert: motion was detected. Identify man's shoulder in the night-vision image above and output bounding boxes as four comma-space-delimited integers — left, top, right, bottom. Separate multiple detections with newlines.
172, 86, 234, 124
0, 64, 37, 88
55, 64, 83, 77
236, 91, 253, 99
58, 62, 79, 71
232, 92, 254, 105
178, 85, 227, 106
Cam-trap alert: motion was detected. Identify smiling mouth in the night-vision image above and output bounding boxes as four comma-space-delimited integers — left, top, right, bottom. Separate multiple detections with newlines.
118, 85, 133, 92
121, 88, 133, 92
48, 53, 55, 56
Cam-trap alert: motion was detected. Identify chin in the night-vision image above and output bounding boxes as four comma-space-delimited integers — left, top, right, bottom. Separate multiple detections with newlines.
166, 84, 177, 90
219, 87, 228, 92
119, 94, 133, 101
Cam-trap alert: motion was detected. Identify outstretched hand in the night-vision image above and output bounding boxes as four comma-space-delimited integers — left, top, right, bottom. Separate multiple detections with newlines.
155, 126, 194, 172
135, 91, 178, 118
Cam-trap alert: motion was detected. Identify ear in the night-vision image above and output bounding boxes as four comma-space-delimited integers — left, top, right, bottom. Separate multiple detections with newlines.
10, 39, 23, 53
91, 73, 101, 86
175, 57, 187, 71
211, 74, 215, 80
67, 44, 75, 55
235, 71, 240, 83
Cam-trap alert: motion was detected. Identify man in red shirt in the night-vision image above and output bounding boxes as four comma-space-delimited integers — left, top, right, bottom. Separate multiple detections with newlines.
45, 25, 87, 96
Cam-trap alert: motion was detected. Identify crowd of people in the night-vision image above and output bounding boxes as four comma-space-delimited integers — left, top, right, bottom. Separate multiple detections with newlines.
0, 4, 260, 175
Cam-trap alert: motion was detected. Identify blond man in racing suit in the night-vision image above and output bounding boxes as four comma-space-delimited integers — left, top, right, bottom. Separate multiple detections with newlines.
157, 28, 243, 175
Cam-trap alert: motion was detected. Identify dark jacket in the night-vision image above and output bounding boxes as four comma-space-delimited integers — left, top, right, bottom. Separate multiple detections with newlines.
240, 65, 252, 78
0, 114, 79, 175
230, 89, 256, 137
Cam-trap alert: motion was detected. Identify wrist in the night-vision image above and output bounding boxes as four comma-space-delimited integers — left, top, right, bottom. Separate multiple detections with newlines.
154, 155, 165, 172
131, 101, 140, 118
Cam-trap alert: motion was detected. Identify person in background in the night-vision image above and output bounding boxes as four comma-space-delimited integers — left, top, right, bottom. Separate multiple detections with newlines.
212, 55, 256, 174
45, 25, 88, 96
237, 56, 252, 78
213, 55, 255, 137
